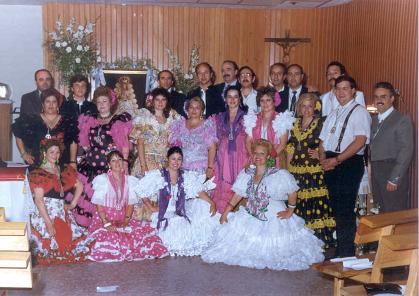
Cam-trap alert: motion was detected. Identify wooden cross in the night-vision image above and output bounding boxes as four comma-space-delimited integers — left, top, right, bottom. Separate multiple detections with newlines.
265, 30, 311, 65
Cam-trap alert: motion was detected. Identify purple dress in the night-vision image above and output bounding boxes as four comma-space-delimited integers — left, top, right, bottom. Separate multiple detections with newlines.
169, 118, 217, 174
212, 111, 248, 213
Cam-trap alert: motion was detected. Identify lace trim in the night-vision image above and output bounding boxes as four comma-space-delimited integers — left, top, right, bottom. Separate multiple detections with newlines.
297, 188, 329, 200
305, 217, 336, 229
288, 163, 324, 174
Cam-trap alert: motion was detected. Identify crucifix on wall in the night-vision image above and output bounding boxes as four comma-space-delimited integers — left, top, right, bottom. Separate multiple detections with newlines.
265, 30, 311, 65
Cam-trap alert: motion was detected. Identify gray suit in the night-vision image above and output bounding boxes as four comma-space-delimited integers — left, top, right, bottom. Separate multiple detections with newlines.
370, 109, 414, 212
20, 90, 41, 116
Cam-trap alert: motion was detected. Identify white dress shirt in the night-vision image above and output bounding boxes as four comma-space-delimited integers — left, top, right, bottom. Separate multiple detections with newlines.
242, 88, 258, 113
319, 99, 371, 155
321, 90, 365, 117
201, 88, 207, 115
288, 85, 303, 109
377, 106, 394, 122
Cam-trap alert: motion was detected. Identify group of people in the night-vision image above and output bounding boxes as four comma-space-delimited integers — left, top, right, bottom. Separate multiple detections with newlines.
13, 59, 413, 269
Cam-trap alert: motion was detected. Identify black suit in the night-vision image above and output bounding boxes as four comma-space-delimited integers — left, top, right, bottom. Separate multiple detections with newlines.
60, 97, 98, 118
20, 90, 41, 116
214, 81, 241, 102
187, 85, 225, 119
168, 90, 187, 118
275, 85, 309, 113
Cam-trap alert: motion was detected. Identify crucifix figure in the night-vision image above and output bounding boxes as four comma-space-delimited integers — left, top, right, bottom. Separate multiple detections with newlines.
265, 30, 311, 65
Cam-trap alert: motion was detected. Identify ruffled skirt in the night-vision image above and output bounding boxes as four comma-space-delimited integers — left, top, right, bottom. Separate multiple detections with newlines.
151, 198, 220, 256
87, 207, 168, 262
201, 200, 324, 271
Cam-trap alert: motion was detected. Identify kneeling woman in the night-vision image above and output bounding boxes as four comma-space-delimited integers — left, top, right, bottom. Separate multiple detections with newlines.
201, 139, 324, 271
87, 150, 168, 262
29, 139, 91, 265
136, 146, 219, 256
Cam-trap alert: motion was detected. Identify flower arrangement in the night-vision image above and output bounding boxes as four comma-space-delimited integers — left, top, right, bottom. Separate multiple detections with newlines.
47, 18, 100, 84
104, 57, 157, 72
165, 45, 200, 94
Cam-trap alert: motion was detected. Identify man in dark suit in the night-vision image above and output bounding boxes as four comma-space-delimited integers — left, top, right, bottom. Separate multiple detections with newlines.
370, 82, 414, 212
60, 74, 97, 117
269, 62, 289, 112
157, 70, 187, 117
214, 60, 240, 102
280, 64, 309, 113
20, 69, 53, 115
187, 62, 225, 118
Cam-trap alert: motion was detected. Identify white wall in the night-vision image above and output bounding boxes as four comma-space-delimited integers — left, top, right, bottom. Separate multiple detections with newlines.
0, 5, 43, 162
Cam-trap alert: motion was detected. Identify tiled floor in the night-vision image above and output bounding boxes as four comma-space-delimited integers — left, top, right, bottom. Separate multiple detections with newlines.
7, 257, 333, 296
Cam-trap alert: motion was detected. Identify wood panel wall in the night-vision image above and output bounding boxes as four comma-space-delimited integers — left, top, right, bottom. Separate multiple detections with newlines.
43, 0, 418, 206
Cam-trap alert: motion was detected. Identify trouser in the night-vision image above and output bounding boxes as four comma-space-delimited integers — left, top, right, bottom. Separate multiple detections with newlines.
371, 160, 410, 213
324, 152, 364, 257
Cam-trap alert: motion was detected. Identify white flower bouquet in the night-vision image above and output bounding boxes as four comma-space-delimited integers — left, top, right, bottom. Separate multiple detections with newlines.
46, 18, 101, 84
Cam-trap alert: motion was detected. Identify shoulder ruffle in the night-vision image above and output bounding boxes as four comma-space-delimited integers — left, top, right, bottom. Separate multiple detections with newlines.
61, 165, 77, 192
231, 169, 252, 197
182, 170, 216, 199
110, 115, 133, 151
78, 114, 98, 147
243, 112, 257, 137
265, 169, 299, 200
29, 168, 52, 194
169, 117, 186, 147
272, 111, 294, 139
134, 169, 166, 201
127, 176, 141, 205
12, 115, 44, 147
202, 118, 218, 147
91, 174, 109, 206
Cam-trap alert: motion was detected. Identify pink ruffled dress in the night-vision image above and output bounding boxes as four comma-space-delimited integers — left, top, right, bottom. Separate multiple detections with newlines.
212, 111, 248, 213
73, 112, 132, 227
87, 173, 168, 262
169, 118, 217, 174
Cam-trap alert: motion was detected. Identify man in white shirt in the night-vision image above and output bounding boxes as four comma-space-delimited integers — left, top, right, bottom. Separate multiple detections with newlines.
321, 61, 365, 117
238, 66, 258, 113
319, 75, 371, 257
369, 82, 413, 212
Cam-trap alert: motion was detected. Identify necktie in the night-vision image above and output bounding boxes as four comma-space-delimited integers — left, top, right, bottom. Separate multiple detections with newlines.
290, 91, 297, 112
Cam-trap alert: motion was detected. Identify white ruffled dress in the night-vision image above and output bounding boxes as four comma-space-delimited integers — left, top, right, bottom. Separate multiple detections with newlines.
135, 169, 221, 256
201, 169, 325, 271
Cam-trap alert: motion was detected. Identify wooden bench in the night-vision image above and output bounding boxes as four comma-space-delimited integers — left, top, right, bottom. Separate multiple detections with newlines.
313, 208, 418, 296
340, 233, 418, 296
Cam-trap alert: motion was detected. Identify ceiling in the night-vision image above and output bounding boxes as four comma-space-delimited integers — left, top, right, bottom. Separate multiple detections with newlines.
0, 0, 352, 9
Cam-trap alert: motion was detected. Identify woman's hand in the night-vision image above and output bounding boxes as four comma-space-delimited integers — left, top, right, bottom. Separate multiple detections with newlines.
206, 167, 214, 179
209, 200, 217, 217
69, 162, 77, 169
64, 202, 77, 212
276, 208, 294, 220
22, 153, 35, 165
45, 221, 56, 237
220, 212, 229, 224
308, 148, 319, 160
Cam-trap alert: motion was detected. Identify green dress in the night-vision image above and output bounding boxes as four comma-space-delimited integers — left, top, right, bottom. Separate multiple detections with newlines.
287, 117, 336, 248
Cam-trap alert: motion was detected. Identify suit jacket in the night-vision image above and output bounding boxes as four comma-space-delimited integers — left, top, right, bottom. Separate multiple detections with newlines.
187, 85, 226, 119
60, 97, 98, 118
169, 90, 187, 118
20, 90, 41, 116
275, 85, 309, 113
214, 81, 241, 101
370, 109, 414, 184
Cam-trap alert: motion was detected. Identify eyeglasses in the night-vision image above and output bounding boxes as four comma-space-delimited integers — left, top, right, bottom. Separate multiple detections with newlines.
240, 73, 252, 78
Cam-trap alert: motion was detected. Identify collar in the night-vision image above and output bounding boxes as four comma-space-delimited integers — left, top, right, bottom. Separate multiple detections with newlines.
73, 97, 85, 105
337, 98, 356, 111
241, 88, 256, 98
289, 85, 302, 95
226, 80, 238, 87
378, 106, 394, 122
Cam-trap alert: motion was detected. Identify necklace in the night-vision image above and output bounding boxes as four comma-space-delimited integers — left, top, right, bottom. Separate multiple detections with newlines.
95, 125, 104, 145
330, 102, 353, 134
42, 114, 60, 139
293, 118, 317, 151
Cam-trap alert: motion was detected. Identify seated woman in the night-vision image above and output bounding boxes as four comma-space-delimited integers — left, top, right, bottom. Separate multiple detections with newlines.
135, 146, 219, 256
201, 139, 324, 271
29, 139, 91, 265
87, 150, 168, 262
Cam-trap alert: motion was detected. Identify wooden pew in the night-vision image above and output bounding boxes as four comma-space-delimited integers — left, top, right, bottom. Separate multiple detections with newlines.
312, 208, 418, 296
340, 233, 418, 296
